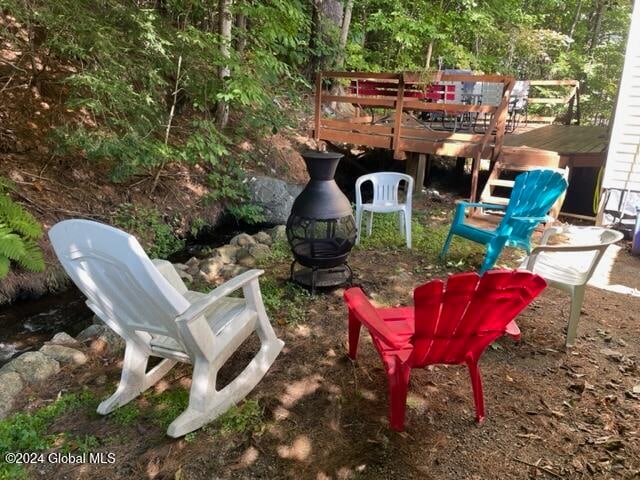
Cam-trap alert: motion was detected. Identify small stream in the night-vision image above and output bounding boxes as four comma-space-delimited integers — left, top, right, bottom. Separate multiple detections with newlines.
0, 287, 93, 366
0, 217, 275, 366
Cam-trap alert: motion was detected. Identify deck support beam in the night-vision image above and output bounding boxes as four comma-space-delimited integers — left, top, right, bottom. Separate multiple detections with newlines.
406, 153, 428, 191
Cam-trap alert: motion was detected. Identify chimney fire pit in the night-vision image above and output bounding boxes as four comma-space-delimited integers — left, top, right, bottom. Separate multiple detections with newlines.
286, 150, 356, 293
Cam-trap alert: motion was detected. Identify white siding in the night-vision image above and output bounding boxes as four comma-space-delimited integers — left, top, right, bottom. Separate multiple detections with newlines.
603, 1, 640, 191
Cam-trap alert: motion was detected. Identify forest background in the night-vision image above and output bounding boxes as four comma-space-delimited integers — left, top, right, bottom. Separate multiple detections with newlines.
0, 0, 633, 286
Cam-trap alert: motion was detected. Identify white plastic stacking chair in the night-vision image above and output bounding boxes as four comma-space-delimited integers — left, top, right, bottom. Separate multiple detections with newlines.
49, 219, 284, 437
521, 226, 623, 346
355, 172, 413, 248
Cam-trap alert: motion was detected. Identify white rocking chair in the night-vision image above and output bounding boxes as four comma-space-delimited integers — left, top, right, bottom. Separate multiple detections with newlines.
49, 219, 284, 437
521, 225, 623, 346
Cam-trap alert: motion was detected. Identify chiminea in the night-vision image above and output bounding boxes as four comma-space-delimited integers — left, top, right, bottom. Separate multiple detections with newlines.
286, 150, 356, 293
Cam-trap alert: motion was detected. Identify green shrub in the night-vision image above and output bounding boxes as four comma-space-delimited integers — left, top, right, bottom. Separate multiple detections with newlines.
112, 203, 185, 259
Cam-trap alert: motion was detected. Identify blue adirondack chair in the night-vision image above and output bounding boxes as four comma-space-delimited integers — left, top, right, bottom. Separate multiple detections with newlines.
440, 169, 568, 274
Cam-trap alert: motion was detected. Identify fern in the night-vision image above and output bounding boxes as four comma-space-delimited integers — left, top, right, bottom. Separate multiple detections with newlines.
0, 177, 45, 278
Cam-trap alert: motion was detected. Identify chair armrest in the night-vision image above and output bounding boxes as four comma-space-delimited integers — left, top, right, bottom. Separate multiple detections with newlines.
456, 201, 507, 210
176, 269, 264, 324
530, 243, 610, 255
344, 287, 407, 351
539, 226, 564, 246
510, 215, 550, 223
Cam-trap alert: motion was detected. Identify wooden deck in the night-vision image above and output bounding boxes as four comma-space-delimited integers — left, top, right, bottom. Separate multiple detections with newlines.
504, 125, 608, 167
313, 71, 604, 202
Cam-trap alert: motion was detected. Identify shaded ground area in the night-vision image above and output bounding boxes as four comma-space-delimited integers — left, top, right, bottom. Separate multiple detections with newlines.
11, 198, 640, 480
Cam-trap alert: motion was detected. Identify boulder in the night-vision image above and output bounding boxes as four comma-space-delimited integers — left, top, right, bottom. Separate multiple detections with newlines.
230, 233, 257, 247
0, 372, 23, 419
253, 231, 273, 246
238, 255, 257, 268
40, 344, 87, 366
1, 351, 60, 384
214, 245, 242, 264
186, 256, 201, 276
177, 271, 193, 283
200, 257, 225, 281
248, 243, 271, 261
77, 325, 125, 354
76, 324, 104, 341
246, 176, 302, 224
49, 332, 80, 346
268, 225, 287, 243
219, 264, 249, 281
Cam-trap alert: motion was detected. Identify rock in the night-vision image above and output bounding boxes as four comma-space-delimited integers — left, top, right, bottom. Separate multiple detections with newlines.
200, 257, 225, 281
601, 348, 623, 362
49, 332, 80, 346
172, 263, 188, 271
186, 257, 200, 268
248, 243, 271, 261
214, 245, 242, 264
253, 231, 273, 246
185, 257, 201, 275
219, 264, 249, 281
238, 255, 257, 268
1, 351, 60, 383
177, 270, 193, 283
268, 225, 287, 243
40, 344, 87, 366
246, 176, 302, 224
77, 325, 125, 354
77, 324, 105, 341
0, 372, 23, 418
230, 233, 257, 247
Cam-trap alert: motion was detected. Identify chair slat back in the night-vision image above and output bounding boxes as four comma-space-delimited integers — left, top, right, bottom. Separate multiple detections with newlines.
497, 170, 568, 243
356, 172, 413, 206
412, 271, 546, 365
49, 220, 190, 339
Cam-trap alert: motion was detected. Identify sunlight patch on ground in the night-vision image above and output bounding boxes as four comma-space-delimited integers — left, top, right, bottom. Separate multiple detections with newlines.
279, 374, 323, 408
589, 245, 640, 297
277, 434, 312, 461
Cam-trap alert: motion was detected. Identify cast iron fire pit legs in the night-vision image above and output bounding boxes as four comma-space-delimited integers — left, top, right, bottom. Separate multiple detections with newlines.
289, 260, 354, 295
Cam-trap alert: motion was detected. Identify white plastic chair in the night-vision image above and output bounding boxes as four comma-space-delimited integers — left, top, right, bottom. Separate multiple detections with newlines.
355, 172, 413, 248
521, 226, 623, 346
49, 219, 284, 437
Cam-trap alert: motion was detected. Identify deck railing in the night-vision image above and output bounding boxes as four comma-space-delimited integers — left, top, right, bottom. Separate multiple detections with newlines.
313, 71, 515, 202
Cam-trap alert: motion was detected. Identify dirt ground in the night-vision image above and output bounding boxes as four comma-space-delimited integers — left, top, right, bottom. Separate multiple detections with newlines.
11, 196, 638, 480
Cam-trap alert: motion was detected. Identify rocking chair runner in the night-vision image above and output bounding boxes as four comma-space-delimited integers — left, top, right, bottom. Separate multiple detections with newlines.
49, 219, 284, 437
344, 270, 546, 431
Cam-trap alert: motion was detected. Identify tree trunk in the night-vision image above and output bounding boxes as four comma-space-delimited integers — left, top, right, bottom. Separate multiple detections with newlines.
215, 0, 233, 129
424, 40, 433, 70
235, 4, 246, 58
567, 0, 583, 50
335, 0, 353, 69
307, 0, 343, 80
588, 0, 607, 55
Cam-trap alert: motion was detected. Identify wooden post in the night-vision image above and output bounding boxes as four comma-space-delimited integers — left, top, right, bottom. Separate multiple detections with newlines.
392, 73, 406, 160
406, 153, 428, 192
314, 72, 323, 142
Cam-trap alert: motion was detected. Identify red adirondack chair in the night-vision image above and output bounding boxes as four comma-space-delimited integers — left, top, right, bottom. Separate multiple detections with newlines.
344, 270, 546, 431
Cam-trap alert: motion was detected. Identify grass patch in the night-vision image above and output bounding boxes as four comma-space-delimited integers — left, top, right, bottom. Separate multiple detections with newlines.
257, 239, 291, 267
214, 400, 264, 435
260, 276, 310, 325
354, 211, 484, 271
147, 388, 190, 430
0, 391, 97, 479
111, 401, 141, 426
